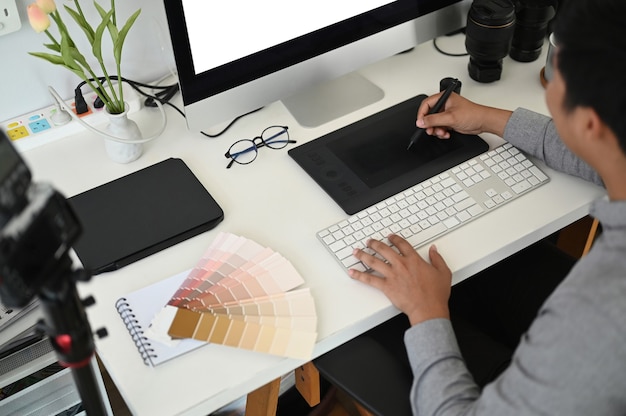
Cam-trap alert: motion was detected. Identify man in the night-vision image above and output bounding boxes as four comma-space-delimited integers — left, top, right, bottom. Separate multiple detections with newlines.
348, 0, 626, 413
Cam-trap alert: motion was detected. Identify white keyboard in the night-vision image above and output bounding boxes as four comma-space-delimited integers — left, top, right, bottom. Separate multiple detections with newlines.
317, 143, 550, 272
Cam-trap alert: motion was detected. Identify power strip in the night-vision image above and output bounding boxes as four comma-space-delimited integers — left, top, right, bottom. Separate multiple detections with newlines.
2, 83, 143, 152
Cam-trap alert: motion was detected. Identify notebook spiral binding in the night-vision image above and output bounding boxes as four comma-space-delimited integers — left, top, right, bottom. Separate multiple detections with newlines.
115, 297, 157, 366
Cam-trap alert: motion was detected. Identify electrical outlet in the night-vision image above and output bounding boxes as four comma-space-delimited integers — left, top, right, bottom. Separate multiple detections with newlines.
72, 104, 93, 117
2, 82, 142, 152
0, 0, 21, 37
28, 119, 52, 134
7, 126, 29, 141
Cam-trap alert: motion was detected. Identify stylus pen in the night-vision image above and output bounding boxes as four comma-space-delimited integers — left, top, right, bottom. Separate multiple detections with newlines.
407, 78, 459, 150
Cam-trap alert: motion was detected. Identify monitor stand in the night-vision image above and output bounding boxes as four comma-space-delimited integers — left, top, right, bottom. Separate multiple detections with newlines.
281, 72, 384, 128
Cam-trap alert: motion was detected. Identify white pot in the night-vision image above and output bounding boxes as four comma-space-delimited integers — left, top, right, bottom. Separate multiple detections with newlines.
104, 103, 143, 163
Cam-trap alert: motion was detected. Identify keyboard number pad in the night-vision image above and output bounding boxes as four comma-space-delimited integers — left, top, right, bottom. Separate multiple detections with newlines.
474, 143, 548, 209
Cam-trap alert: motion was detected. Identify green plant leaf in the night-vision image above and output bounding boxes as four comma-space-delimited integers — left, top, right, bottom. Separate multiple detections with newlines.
29, 51, 87, 81
92, 8, 115, 62
94, 1, 119, 44
59, 34, 92, 83
60, 34, 81, 71
68, 46, 91, 71
44, 43, 61, 53
67, 67, 89, 81
29, 51, 66, 66
64, 6, 95, 45
113, 9, 141, 64
51, 10, 77, 49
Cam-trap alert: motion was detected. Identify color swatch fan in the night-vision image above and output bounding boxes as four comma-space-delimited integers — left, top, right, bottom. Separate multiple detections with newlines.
153, 232, 317, 360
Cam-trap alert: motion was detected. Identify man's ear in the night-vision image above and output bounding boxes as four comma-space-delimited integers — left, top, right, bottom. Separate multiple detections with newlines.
583, 107, 608, 142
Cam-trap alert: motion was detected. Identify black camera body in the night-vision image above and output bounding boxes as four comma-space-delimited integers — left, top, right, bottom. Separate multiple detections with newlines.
0, 133, 31, 225
0, 129, 82, 308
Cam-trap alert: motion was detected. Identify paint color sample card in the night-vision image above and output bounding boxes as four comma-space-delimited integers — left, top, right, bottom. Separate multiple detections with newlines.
115, 270, 207, 367
148, 233, 317, 360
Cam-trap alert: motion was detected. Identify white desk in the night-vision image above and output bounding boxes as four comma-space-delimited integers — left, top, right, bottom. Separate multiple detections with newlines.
20, 35, 605, 415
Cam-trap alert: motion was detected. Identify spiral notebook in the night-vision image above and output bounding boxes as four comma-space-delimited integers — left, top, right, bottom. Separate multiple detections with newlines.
115, 233, 317, 366
115, 270, 205, 367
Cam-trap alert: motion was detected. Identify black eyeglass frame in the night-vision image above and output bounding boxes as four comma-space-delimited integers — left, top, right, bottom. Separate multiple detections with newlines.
224, 125, 296, 169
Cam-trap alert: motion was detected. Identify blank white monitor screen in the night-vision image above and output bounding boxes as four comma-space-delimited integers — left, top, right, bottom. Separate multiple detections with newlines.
185, 2, 390, 74
163, 0, 470, 131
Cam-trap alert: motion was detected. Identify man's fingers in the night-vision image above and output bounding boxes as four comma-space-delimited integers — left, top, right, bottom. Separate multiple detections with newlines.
387, 234, 419, 259
353, 246, 391, 274
366, 239, 398, 261
416, 92, 444, 120
422, 111, 455, 131
348, 268, 386, 290
428, 245, 450, 274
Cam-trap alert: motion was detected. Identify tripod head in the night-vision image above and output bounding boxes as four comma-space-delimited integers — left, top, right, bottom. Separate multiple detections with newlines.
0, 129, 108, 415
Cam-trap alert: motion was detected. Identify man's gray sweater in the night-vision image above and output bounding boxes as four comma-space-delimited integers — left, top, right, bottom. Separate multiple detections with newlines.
405, 108, 626, 415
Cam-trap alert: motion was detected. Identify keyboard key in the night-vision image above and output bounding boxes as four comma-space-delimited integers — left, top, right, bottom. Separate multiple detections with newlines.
455, 197, 476, 211
512, 180, 531, 194
443, 217, 460, 229
335, 245, 354, 261
468, 204, 485, 216
457, 210, 471, 222
329, 240, 346, 253
406, 223, 447, 248
530, 166, 549, 182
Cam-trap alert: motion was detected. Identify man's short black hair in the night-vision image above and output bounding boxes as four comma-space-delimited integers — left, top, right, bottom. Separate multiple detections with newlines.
553, 0, 626, 154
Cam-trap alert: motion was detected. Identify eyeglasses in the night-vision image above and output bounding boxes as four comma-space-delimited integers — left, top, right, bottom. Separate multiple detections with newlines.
224, 126, 296, 169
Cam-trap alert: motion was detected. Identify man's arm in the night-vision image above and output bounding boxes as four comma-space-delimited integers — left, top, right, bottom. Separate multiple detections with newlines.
417, 94, 603, 187
504, 108, 603, 186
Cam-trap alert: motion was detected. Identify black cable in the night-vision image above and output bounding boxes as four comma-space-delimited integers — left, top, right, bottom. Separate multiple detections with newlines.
199, 107, 263, 138
73, 87, 89, 114
74, 76, 259, 137
75, 76, 182, 113
74, 76, 179, 113
432, 36, 469, 57
143, 84, 179, 108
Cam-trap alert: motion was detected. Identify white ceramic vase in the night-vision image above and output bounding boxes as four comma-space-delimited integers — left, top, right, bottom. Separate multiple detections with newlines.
104, 103, 143, 163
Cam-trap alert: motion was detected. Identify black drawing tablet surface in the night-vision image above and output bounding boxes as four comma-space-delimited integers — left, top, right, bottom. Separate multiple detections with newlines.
289, 94, 489, 214
68, 158, 224, 274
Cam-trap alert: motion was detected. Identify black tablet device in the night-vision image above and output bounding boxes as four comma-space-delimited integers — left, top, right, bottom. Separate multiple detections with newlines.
289, 94, 489, 214
68, 158, 224, 274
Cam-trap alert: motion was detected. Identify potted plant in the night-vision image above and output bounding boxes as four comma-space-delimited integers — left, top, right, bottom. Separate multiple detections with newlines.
27, 0, 144, 163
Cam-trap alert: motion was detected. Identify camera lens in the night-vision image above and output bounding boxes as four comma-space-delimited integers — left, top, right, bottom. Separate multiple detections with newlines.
465, 0, 516, 83
510, 0, 557, 62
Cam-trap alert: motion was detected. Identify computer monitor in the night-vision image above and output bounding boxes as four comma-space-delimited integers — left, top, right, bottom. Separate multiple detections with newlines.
162, 0, 471, 131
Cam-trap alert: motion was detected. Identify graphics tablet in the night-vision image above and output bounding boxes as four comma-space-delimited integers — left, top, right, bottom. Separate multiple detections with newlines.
68, 158, 224, 274
289, 94, 489, 214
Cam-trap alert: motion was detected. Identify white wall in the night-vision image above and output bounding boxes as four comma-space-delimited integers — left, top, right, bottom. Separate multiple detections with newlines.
0, 0, 175, 120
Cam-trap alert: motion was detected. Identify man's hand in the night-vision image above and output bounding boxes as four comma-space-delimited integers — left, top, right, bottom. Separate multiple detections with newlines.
348, 234, 452, 326
417, 92, 513, 139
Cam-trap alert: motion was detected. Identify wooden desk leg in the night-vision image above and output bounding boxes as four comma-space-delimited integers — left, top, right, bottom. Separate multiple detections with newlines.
245, 378, 281, 416
295, 362, 321, 407
354, 401, 376, 416
557, 215, 600, 258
